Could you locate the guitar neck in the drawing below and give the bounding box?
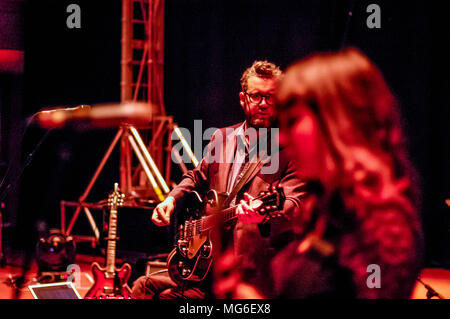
[200,205,238,233]
[106,207,118,274]
[183,189,282,238]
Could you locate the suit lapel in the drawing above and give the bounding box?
[215,122,275,193]
[241,146,271,188]
[216,124,239,193]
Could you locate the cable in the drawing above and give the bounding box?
[340,0,356,49]
[0,113,53,298]
[0,114,47,201]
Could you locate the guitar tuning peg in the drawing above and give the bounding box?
[272,205,277,210]
[260,208,266,214]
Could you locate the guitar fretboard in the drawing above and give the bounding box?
[106,207,118,274]
[180,189,281,242]
[200,206,237,232]
[183,205,238,239]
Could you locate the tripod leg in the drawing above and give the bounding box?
[172,147,188,174]
[129,126,170,193]
[127,135,165,201]
[83,207,100,241]
[65,128,124,236]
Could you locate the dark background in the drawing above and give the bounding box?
[0,0,448,268]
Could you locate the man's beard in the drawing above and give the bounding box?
[244,103,275,128]
[245,112,275,128]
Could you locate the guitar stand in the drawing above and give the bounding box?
[61,124,171,244]
[416,277,445,299]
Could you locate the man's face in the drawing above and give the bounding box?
[239,76,276,128]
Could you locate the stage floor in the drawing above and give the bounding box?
[0,255,448,299]
[0,254,111,299]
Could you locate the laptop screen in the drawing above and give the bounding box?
[28,282,82,299]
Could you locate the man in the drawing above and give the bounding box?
[131,60,305,298]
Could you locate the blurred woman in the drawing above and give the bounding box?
[272,48,423,298]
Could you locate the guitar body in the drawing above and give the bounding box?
[167,190,216,285]
[85,183,133,299]
[85,262,132,299]
[167,240,212,284]
[167,186,284,285]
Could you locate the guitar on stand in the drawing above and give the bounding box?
[85,183,132,299]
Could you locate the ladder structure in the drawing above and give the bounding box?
[60,0,198,244]
[120,0,171,200]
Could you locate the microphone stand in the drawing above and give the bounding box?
[0,114,53,298]
[0,204,4,267]
[416,277,445,299]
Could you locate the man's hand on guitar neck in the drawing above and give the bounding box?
[152,196,176,226]
[236,193,265,223]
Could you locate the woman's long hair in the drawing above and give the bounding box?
[276,48,423,298]
[276,48,420,217]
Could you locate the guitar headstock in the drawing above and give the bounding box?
[252,185,285,219]
[107,183,125,210]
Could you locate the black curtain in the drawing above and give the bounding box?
[8,0,449,266]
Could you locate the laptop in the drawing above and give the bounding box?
[28,282,82,299]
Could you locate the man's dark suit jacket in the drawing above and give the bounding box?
[168,122,305,295]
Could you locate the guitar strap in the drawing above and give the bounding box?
[222,157,264,209]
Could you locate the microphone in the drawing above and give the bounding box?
[36,105,91,128]
[37,105,90,114]
[35,102,153,129]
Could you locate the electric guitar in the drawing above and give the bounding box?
[85,183,132,299]
[167,186,285,285]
